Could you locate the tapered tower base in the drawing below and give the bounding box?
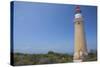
[73,60,82,62]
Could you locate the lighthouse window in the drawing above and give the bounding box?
[78,22,80,24]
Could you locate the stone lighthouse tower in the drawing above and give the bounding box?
[73,6,88,62]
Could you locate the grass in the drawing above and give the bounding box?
[12,50,97,66]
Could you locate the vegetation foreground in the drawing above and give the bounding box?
[13,50,97,66]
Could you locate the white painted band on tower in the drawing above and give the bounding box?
[75,13,82,18]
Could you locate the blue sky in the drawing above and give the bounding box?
[13,1,97,54]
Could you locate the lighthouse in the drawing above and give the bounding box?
[73,6,88,62]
